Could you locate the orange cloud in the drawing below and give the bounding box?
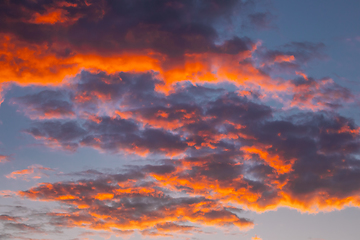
[28,1,91,25]
[0,215,19,222]
[0,155,9,163]
[274,55,295,63]
[252,235,263,240]
[241,145,296,174]
[295,71,308,80]
[19,179,254,234]
[6,165,54,180]
[0,33,292,103]
[0,34,162,87]
[31,9,72,24]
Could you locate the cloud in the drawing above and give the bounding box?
[0,215,19,222]
[4,222,40,232]
[14,104,360,235]
[0,155,10,163]
[0,234,12,240]
[18,110,360,234]
[25,117,188,155]
[0,190,17,198]
[0,1,359,239]
[6,165,55,181]
[19,172,254,235]
[255,41,327,75]
[11,90,75,119]
[0,0,268,96]
[290,77,353,110]
[9,68,358,214]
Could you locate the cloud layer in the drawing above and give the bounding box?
[0,0,359,239]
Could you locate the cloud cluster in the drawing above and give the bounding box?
[0,0,264,92]
[20,168,253,236]
[14,72,360,218]
[1,0,347,109]
[0,0,358,239]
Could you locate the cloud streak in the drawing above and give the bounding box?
[6,165,54,181]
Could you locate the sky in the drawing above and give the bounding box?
[0,0,360,240]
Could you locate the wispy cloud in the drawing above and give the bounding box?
[6,165,55,181]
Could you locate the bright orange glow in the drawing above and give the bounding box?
[241,145,296,174]
[95,193,114,200]
[328,124,360,136]
[0,34,294,99]
[31,9,70,24]
[0,34,162,88]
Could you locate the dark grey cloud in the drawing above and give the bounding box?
[255,41,326,73]
[0,0,263,58]
[73,71,163,108]
[25,116,188,154]
[4,222,40,232]
[12,90,75,119]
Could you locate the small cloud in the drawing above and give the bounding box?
[0,190,17,198]
[252,235,262,240]
[0,155,10,163]
[6,165,55,181]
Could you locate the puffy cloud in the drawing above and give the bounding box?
[25,120,87,151]
[9,67,358,214]
[15,105,360,234]
[0,0,268,96]
[11,90,75,119]
[0,0,359,239]
[25,117,188,155]
[0,0,350,112]
[0,0,253,55]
